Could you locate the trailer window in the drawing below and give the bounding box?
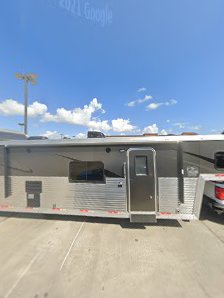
[69,161,104,182]
[215,152,224,169]
[135,156,148,176]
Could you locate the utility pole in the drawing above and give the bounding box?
[15,73,37,135]
[24,78,28,135]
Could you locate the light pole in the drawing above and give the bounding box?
[15,73,37,135]
[18,123,24,132]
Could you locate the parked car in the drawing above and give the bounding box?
[204,181,224,214]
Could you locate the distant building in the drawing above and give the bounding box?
[181,132,198,136]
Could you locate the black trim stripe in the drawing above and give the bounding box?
[184,152,214,164]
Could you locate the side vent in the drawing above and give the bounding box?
[25,181,42,193]
[25,181,42,208]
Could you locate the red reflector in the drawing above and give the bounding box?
[215,173,224,176]
[160,212,171,215]
[0,205,8,209]
[215,186,224,200]
[108,210,119,214]
[52,208,61,211]
[80,209,89,213]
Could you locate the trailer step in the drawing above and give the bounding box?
[130,212,157,223]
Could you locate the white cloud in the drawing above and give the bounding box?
[75,133,86,139]
[173,122,186,129]
[146,99,177,110]
[42,98,104,126]
[112,118,136,132]
[28,101,48,116]
[127,101,135,107]
[142,124,168,135]
[127,101,136,107]
[165,99,177,106]
[189,125,202,130]
[147,102,162,110]
[143,124,159,134]
[137,87,146,93]
[127,95,152,107]
[42,98,136,133]
[44,131,87,139]
[0,99,24,115]
[211,128,221,133]
[0,99,47,117]
[0,97,137,134]
[160,129,168,135]
[168,122,202,132]
[88,119,111,131]
[210,129,224,134]
[43,130,63,139]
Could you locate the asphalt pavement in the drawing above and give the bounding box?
[0,207,223,298]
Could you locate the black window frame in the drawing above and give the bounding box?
[69,161,105,183]
[214,152,224,170]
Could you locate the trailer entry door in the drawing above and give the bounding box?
[128,148,156,222]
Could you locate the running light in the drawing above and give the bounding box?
[215,186,224,200]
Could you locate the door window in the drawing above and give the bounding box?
[135,156,148,176]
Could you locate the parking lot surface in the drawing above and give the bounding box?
[0,208,223,298]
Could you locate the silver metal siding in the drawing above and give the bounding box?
[180,178,198,214]
[158,178,179,213]
[0,176,4,199]
[0,176,127,212]
[64,178,127,211]
[158,177,198,215]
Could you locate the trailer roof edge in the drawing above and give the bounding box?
[0,134,223,147]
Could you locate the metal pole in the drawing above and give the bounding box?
[24,79,28,135]
[16,73,37,135]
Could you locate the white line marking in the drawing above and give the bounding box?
[4,252,40,298]
[0,219,8,225]
[60,221,85,271]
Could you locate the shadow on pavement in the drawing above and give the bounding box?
[0,211,182,229]
[120,219,182,229]
[200,201,224,225]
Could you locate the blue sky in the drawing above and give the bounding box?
[0,0,224,138]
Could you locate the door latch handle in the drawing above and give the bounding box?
[148,195,153,200]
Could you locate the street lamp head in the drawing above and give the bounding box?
[15,73,24,80]
[27,73,38,84]
[15,73,37,84]
[27,73,37,80]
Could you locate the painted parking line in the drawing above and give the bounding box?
[0,218,9,225]
[59,220,85,271]
[4,251,41,298]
